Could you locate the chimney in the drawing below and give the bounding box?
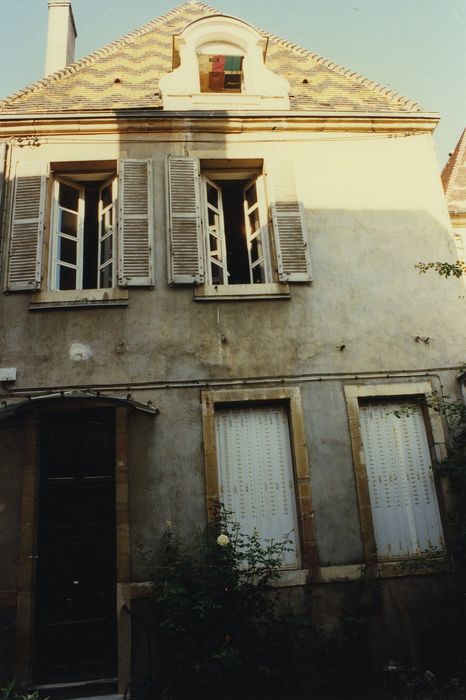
[45,1,77,75]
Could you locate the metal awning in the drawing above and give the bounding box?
[0,390,158,421]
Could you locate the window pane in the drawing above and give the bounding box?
[99,264,113,289]
[248,207,260,234]
[57,264,76,290]
[209,234,220,256]
[59,183,79,211]
[58,209,78,237]
[252,262,264,284]
[211,262,224,286]
[224,74,241,91]
[57,236,77,265]
[100,236,113,265]
[101,184,112,209]
[208,208,219,232]
[207,183,219,208]
[245,183,258,209]
[102,208,113,235]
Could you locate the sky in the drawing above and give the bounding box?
[0,0,464,169]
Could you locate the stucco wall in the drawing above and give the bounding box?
[0,130,463,388]
[1,127,464,565]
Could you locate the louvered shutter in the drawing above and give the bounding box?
[6,161,47,292]
[215,406,300,569]
[359,402,444,560]
[166,156,204,284]
[118,158,154,287]
[267,160,312,283]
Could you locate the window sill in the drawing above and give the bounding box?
[194,283,290,301]
[317,556,449,583]
[29,288,129,311]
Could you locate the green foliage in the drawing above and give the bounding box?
[415,260,466,278]
[0,683,42,700]
[147,506,312,699]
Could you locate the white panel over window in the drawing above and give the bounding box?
[215,405,300,569]
[267,160,312,283]
[7,162,47,291]
[359,402,445,560]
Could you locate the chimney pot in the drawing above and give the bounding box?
[45,1,77,76]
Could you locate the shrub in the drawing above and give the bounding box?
[147,505,310,699]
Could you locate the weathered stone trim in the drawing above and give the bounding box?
[201,386,319,574]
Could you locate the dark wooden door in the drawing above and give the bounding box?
[34,409,117,683]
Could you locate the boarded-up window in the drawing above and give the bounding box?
[215,405,300,569]
[359,401,445,560]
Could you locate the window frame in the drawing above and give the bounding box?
[344,382,449,575]
[197,50,245,94]
[199,167,273,288]
[5,157,154,306]
[166,154,311,293]
[49,174,118,293]
[201,387,318,574]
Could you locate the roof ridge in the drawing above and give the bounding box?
[0,1,216,108]
[442,128,466,200]
[261,29,421,111]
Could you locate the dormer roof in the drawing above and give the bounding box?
[0,1,422,115]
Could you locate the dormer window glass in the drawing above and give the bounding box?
[198,54,243,93]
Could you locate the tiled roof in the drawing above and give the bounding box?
[0,1,422,115]
[442,129,466,213]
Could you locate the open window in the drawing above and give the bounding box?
[201,163,271,286]
[166,156,312,297]
[5,159,154,300]
[197,52,243,93]
[51,172,116,291]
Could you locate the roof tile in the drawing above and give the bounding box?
[0,1,422,115]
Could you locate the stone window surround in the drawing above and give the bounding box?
[201,386,319,577]
[344,381,450,577]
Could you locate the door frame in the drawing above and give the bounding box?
[16,405,131,692]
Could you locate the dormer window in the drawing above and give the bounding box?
[159,15,290,111]
[198,53,243,93]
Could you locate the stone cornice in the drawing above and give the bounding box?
[0,111,440,139]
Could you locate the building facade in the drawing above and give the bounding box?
[0,1,464,691]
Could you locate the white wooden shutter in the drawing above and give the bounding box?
[118,159,154,287]
[166,156,204,284]
[267,160,312,283]
[215,406,300,569]
[6,161,47,291]
[359,402,445,560]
